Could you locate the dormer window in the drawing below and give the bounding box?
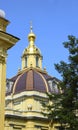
[6,80,13,93]
[48,79,59,93]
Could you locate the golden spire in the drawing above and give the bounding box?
[28,22,36,42]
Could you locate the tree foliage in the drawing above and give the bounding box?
[42,35,78,130]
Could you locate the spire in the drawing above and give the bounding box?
[28,22,36,42]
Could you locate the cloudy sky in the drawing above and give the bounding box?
[0,0,78,79]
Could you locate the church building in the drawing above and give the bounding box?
[0,9,59,130]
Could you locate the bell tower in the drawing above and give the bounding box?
[0,10,19,130]
[22,24,43,70]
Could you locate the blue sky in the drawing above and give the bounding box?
[0,0,78,79]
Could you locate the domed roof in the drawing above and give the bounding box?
[28,32,36,41]
[6,68,53,95]
[6,26,60,96]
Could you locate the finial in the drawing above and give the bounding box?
[28,22,36,41]
[30,21,33,33]
[0,9,5,18]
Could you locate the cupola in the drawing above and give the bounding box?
[21,24,43,70]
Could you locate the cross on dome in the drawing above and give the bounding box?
[30,21,33,33]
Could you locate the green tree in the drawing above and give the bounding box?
[42,35,78,130]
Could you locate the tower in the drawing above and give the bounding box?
[0,10,19,130]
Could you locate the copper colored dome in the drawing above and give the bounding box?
[7,68,53,95]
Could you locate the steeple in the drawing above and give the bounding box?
[21,24,43,70]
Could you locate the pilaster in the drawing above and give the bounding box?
[0,50,7,130]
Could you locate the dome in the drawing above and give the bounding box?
[6,26,59,96]
[28,32,36,41]
[6,68,54,95]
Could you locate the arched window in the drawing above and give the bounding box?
[36,56,39,67]
[25,57,27,67]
